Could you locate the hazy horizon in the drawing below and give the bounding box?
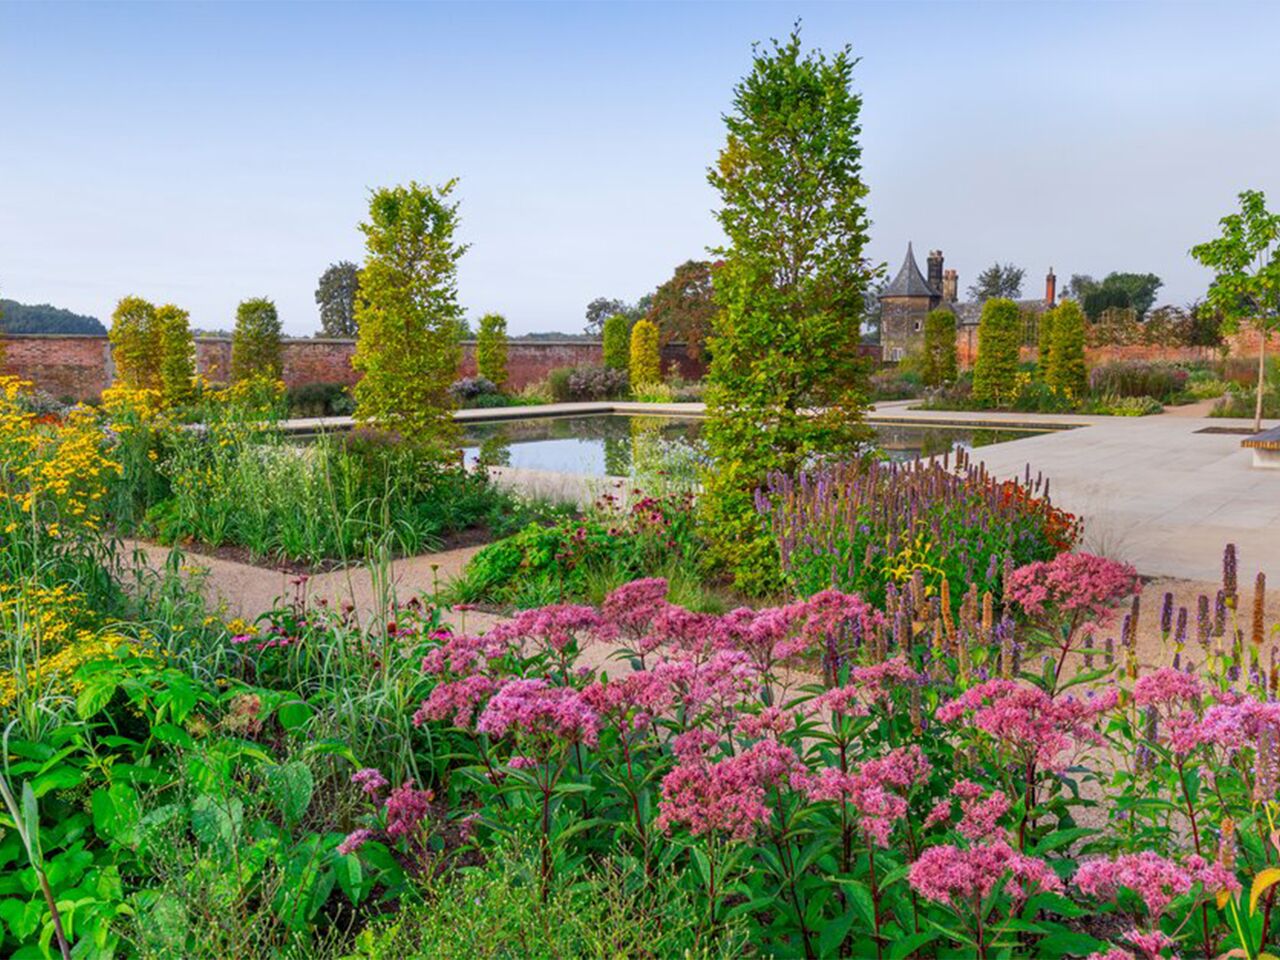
[2,1,1278,336]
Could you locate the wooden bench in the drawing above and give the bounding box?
[1242,425,1280,469]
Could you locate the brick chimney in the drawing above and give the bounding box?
[926,250,944,292]
[1045,268,1057,306]
[942,269,958,303]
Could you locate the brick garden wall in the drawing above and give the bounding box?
[954,330,1272,369]
[0,335,708,401]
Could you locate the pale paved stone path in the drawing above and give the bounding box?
[125,540,505,635]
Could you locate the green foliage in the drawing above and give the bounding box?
[967,262,1024,302]
[628,319,661,387]
[350,836,746,960]
[1036,305,1056,376]
[0,298,105,335]
[921,308,957,386]
[315,261,360,338]
[475,313,509,389]
[231,297,284,383]
[1083,394,1164,416]
[701,28,875,593]
[1087,360,1188,402]
[109,295,162,391]
[139,419,530,565]
[644,260,716,359]
[971,297,1022,407]
[157,304,196,407]
[1046,299,1087,397]
[1191,188,1280,431]
[602,314,629,371]
[1083,284,1132,321]
[451,490,709,610]
[352,181,466,459]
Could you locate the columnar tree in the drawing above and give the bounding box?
[971,298,1022,407]
[629,319,661,386]
[602,314,629,371]
[109,295,162,390]
[1047,299,1087,397]
[1191,189,1280,432]
[231,297,283,383]
[702,30,876,592]
[315,261,360,338]
[156,304,196,407]
[644,259,716,358]
[1036,305,1057,377]
[352,180,467,457]
[475,313,509,389]
[921,308,957,386]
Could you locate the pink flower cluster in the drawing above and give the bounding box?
[909,840,1062,907]
[937,679,1117,770]
[807,745,931,846]
[476,678,602,749]
[1006,552,1139,625]
[1074,851,1239,919]
[656,739,808,841]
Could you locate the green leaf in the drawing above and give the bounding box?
[818,905,857,957]
[277,700,313,733]
[20,782,41,865]
[889,930,939,960]
[191,794,242,850]
[76,679,117,719]
[264,762,313,825]
[334,853,364,905]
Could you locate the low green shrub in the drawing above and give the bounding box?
[1082,394,1164,416]
[287,382,355,418]
[631,381,675,403]
[348,835,747,960]
[450,490,709,609]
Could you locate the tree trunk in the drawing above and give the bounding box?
[1256,331,1267,434]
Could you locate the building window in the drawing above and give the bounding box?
[913,320,922,332]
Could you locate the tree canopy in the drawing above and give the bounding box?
[643,260,716,358]
[967,263,1024,302]
[315,261,360,338]
[702,27,875,592]
[0,299,105,335]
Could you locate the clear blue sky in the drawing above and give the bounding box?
[2,1,1277,336]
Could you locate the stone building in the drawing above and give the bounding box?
[879,243,1057,362]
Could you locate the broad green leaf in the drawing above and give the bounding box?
[264,762,314,825]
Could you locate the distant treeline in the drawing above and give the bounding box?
[0,299,107,335]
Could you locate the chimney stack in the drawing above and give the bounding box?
[926,250,944,292]
[942,269,958,303]
[1045,268,1057,306]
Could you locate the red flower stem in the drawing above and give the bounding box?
[1176,761,1212,959]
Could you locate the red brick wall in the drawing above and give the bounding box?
[0,335,709,401]
[955,334,1229,369]
[1,335,113,400]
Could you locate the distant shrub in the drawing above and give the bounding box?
[287,382,354,418]
[972,297,1022,406]
[518,379,554,405]
[1186,378,1228,401]
[628,319,661,386]
[1088,361,1188,402]
[156,304,196,407]
[475,313,509,389]
[671,381,705,402]
[448,376,500,401]
[602,314,629,371]
[567,365,628,401]
[547,367,574,402]
[870,368,924,401]
[632,381,675,403]
[1084,394,1164,417]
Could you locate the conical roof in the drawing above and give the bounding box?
[881,242,937,298]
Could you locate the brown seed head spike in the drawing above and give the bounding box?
[1253,572,1268,647]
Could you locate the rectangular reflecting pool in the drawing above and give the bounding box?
[461,414,1048,478]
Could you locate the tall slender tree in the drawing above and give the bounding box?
[971,298,1022,407]
[156,304,195,407]
[1047,299,1087,398]
[352,181,467,456]
[1192,189,1280,432]
[231,297,283,382]
[475,313,509,389]
[702,28,876,593]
